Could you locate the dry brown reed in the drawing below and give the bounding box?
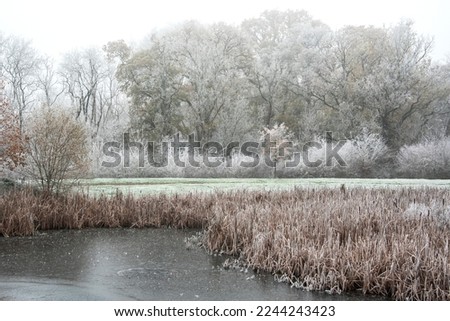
[0,189,211,236]
[203,187,450,300]
[1,186,449,300]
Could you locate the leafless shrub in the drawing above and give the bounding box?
[24,107,90,193]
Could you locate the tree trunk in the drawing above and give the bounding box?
[446,117,450,137]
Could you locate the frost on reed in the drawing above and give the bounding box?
[202,187,450,300]
[1,186,449,300]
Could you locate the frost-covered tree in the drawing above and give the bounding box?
[0,35,41,132]
[118,22,253,143]
[298,26,386,137]
[115,37,185,140]
[242,10,317,131]
[36,56,64,107]
[172,22,253,142]
[60,47,124,138]
[428,60,450,138]
[358,21,447,149]
[295,21,448,149]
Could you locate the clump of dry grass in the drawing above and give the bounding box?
[1,186,449,300]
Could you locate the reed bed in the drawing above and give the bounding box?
[203,187,450,300]
[0,189,211,236]
[1,186,449,300]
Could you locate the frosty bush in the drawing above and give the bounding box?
[338,129,389,177]
[286,130,388,178]
[397,137,450,178]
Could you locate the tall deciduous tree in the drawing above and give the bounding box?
[295,21,449,148]
[117,22,253,142]
[37,56,65,107]
[0,36,41,132]
[115,37,185,139]
[172,22,253,142]
[60,47,123,138]
[358,21,447,148]
[241,10,328,133]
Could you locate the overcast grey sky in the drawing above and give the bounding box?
[1,0,449,61]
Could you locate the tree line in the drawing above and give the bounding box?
[1,10,450,181]
[112,10,450,150]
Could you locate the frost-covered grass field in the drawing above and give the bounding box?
[76,177,450,196]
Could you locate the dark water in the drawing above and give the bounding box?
[0,228,380,301]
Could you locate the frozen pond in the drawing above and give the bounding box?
[0,228,379,300]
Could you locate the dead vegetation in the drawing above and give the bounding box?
[0,189,211,236]
[1,186,449,300]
